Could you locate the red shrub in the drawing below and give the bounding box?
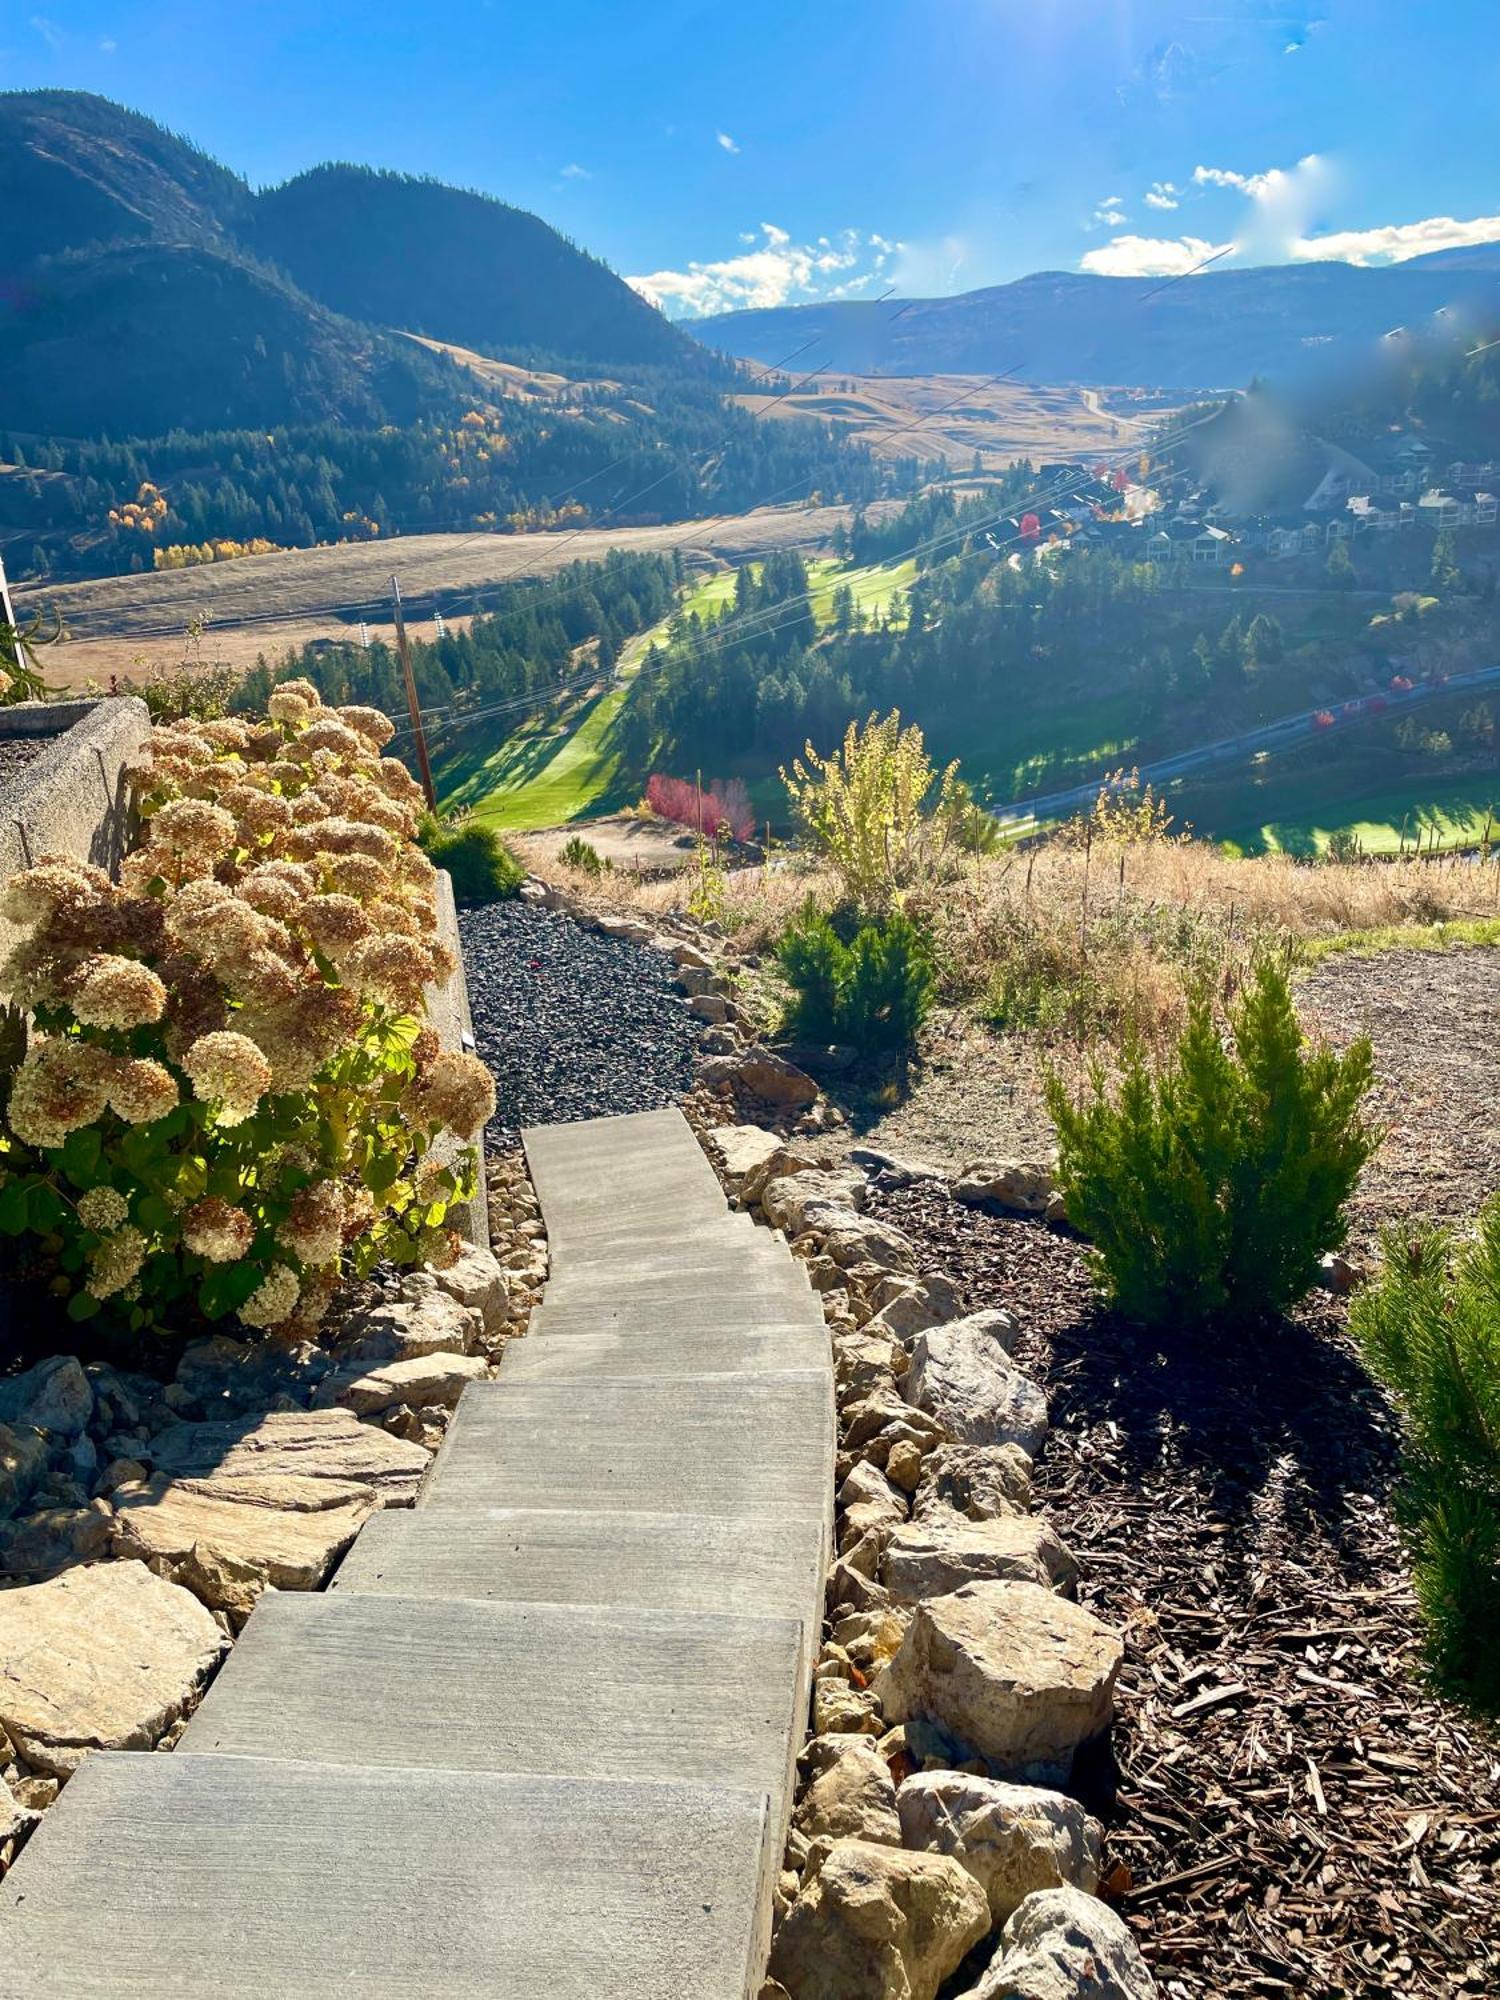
[646,773,755,843]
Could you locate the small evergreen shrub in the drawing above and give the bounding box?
[558,835,605,877]
[1045,958,1375,1329]
[778,900,934,1055]
[1350,1204,1500,1711]
[420,817,523,903]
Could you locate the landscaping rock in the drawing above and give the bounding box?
[171,1335,329,1415]
[689,991,731,1024]
[896,1773,1102,1925]
[849,1148,947,1189]
[866,1275,965,1343]
[971,1885,1158,1999]
[904,1319,1047,1458]
[700,1046,820,1108]
[769,1839,990,2000]
[0,1561,224,1777]
[822,1213,920,1275]
[336,1293,482,1366]
[954,1160,1057,1217]
[321,1351,488,1416]
[0,1422,49,1516]
[913,1443,1035,1524]
[813,1680,884,1736]
[703,1123,786,1183]
[112,1471,378,1614]
[741,1142,822,1205]
[839,1459,908,1546]
[881,1515,1078,1602]
[0,1356,91,1438]
[0,1501,113,1578]
[796,1736,902,1847]
[149,1410,429,1505]
[763,1167,868,1235]
[876,1583,1124,1784]
[1,1773,39,1857]
[834,1329,906,1403]
[432,1245,511,1334]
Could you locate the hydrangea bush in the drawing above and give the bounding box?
[0,679,495,1336]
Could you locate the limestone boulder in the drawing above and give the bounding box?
[170,1334,329,1415]
[813,1680,884,1737]
[913,1443,1034,1524]
[834,1328,906,1403]
[973,1886,1157,1999]
[741,1143,823,1206]
[875,1582,1123,1783]
[150,1410,429,1505]
[763,1167,868,1235]
[703,1123,786,1183]
[866,1275,964,1343]
[0,1356,92,1438]
[795,1735,902,1847]
[701,1046,819,1108]
[904,1320,1046,1459]
[1,1773,39,1857]
[881,1515,1078,1602]
[321,1351,488,1416]
[339,1291,483,1365]
[0,1422,49,1517]
[431,1244,511,1334]
[897,1773,1102,1925]
[848,1147,947,1190]
[769,1839,990,2000]
[0,1561,225,1777]
[112,1471,378,1615]
[0,1501,113,1578]
[839,1459,907,1549]
[954,1160,1056,1217]
[822,1214,920,1276]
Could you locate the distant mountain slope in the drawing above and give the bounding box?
[699,254,1500,390]
[0,90,689,439]
[251,166,692,370]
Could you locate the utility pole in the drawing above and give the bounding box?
[390,575,436,810]
[0,549,17,633]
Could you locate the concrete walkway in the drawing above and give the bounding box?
[0,1108,833,1998]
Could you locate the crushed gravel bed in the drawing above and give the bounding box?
[866,1182,1500,2000]
[1296,945,1500,1253]
[457,900,698,1142]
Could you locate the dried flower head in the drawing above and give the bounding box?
[340,933,433,1014]
[148,798,238,864]
[411,1049,495,1139]
[302,894,373,958]
[8,1039,114,1149]
[268,688,316,727]
[89,1225,147,1299]
[1,858,106,928]
[182,1030,273,1125]
[70,954,168,1031]
[337,706,397,749]
[108,1057,179,1125]
[183,1197,256,1263]
[277,1179,345,1267]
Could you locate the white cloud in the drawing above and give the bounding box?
[628,223,899,319]
[1092,196,1129,228]
[1145,181,1179,212]
[1292,213,1500,266]
[29,15,63,50]
[559,162,590,180]
[99,36,117,52]
[716,130,740,155]
[1080,233,1231,278]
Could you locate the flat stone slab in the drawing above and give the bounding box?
[500,1323,829,1381]
[333,1505,826,1638]
[0,1752,772,1998]
[182,1591,805,1837]
[701,1124,786,1181]
[420,1374,834,1529]
[0,1561,225,1778]
[149,1410,429,1505]
[112,1473,378,1606]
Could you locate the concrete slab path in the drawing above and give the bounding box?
[0,1105,831,1998]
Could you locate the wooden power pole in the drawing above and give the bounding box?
[390,575,437,811]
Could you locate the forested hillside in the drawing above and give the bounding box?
[0,91,897,584]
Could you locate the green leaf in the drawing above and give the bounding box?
[0,1177,31,1235]
[66,1291,102,1323]
[58,1127,103,1184]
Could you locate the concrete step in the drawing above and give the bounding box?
[419,1373,835,1531]
[0,1751,772,1998]
[501,1320,829,1382]
[332,1505,827,1642]
[530,1277,818,1335]
[181,1591,806,1843]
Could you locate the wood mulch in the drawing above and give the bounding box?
[867,1181,1500,2000]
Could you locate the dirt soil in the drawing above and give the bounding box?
[511,816,700,876]
[868,1182,1500,2000]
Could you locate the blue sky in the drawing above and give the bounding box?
[5,0,1498,316]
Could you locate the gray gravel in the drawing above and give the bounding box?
[457,901,698,1142]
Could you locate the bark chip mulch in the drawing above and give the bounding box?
[868,1181,1500,2000]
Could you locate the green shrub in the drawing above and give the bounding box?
[558,835,605,877]
[420,817,523,903]
[1350,1204,1500,1711]
[778,899,934,1054]
[1045,958,1375,1329]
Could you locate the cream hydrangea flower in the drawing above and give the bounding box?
[337,706,397,749]
[89,1225,147,1299]
[277,1180,345,1267]
[410,1049,495,1139]
[182,1030,273,1125]
[238,1261,300,1329]
[70,954,168,1031]
[77,1185,130,1233]
[8,1040,113,1150]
